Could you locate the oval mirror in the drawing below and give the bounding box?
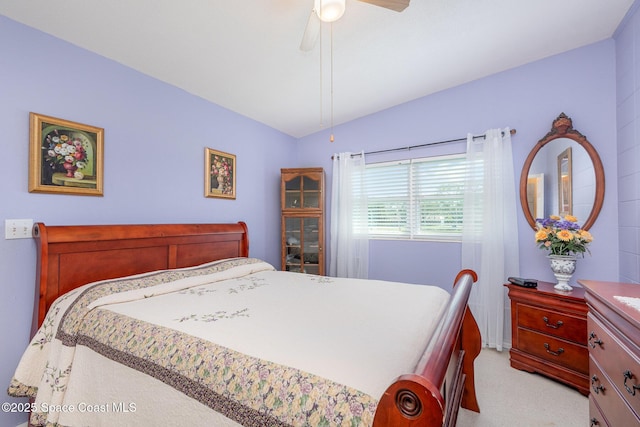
[520,113,605,230]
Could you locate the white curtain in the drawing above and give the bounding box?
[462,129,520,351]
[330,152,369,278]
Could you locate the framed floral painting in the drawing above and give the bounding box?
[28,113,104,196]
[205,148,236,199]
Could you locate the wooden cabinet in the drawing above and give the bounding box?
[280,168,324,275]
[580,280,640,427]
[506,281,589,395]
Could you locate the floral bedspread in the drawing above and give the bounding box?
[8,257,449,426]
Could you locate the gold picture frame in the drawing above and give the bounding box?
[205,148,236,199]
[29,113,104,196]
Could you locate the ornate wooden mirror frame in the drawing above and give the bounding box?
[519,113,605,231]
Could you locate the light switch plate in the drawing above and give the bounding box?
[5,219,34,239]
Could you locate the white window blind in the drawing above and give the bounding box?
[356,154,475,240]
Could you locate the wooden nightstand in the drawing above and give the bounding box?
[506,281,589,395]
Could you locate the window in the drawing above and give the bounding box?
[355,154,475,240]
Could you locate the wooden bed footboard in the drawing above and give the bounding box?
[373,269,481,426]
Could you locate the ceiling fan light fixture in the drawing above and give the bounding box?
[314,0,346,22]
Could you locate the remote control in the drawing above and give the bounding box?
[508,277,538,288]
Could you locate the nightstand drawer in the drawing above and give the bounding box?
[589,356,639,427]
[588,313,640,417]
[516,328,589,374]
[517,303,587,344]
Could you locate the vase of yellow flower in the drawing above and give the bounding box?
[535,215,593,291]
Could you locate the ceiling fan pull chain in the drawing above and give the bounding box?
[330,21,335,143]
[319,17,324,130]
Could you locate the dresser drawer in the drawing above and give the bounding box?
[589,356,639,426]
[588,313,640,417]
[589,395,609,427]
[516,303,587,344]
[589,394,609,427]
[516,328,589,374]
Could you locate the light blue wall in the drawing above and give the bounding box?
[0,16,295,426]
[614,2,640,284]
[297,40,620,290]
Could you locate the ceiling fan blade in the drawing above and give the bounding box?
[300,10,320,52]
[358,0,410,12]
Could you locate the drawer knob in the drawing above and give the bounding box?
[591,375,605,394]
[542,316,563,329]
[623,370,640,396]
[588,331,603,349]
[543,343,564,357]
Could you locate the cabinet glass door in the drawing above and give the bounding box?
[302,176,320,208]
[284,176,301,209]
[284,175,321,209]
[284,216,320,274]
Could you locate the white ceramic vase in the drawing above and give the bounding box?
[548,255,577,291]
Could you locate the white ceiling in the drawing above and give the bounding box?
[0,0,634,138]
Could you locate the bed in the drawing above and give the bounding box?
[8,222,481,426]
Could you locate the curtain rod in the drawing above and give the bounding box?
[332,128,516,159]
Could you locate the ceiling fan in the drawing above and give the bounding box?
[300,0,410,51]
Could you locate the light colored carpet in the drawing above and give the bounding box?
[457,349,588,427]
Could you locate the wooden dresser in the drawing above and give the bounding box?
[580,280,640,426]
[506,281,589,395]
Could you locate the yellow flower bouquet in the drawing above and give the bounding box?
[535,215,593,257]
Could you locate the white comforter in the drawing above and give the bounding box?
[9,258,450,427]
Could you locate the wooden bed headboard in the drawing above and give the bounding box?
[32,222,249,331]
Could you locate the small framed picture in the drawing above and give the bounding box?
[205,148,236,199]
[557,147,572,217]
[29,112,104,196]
